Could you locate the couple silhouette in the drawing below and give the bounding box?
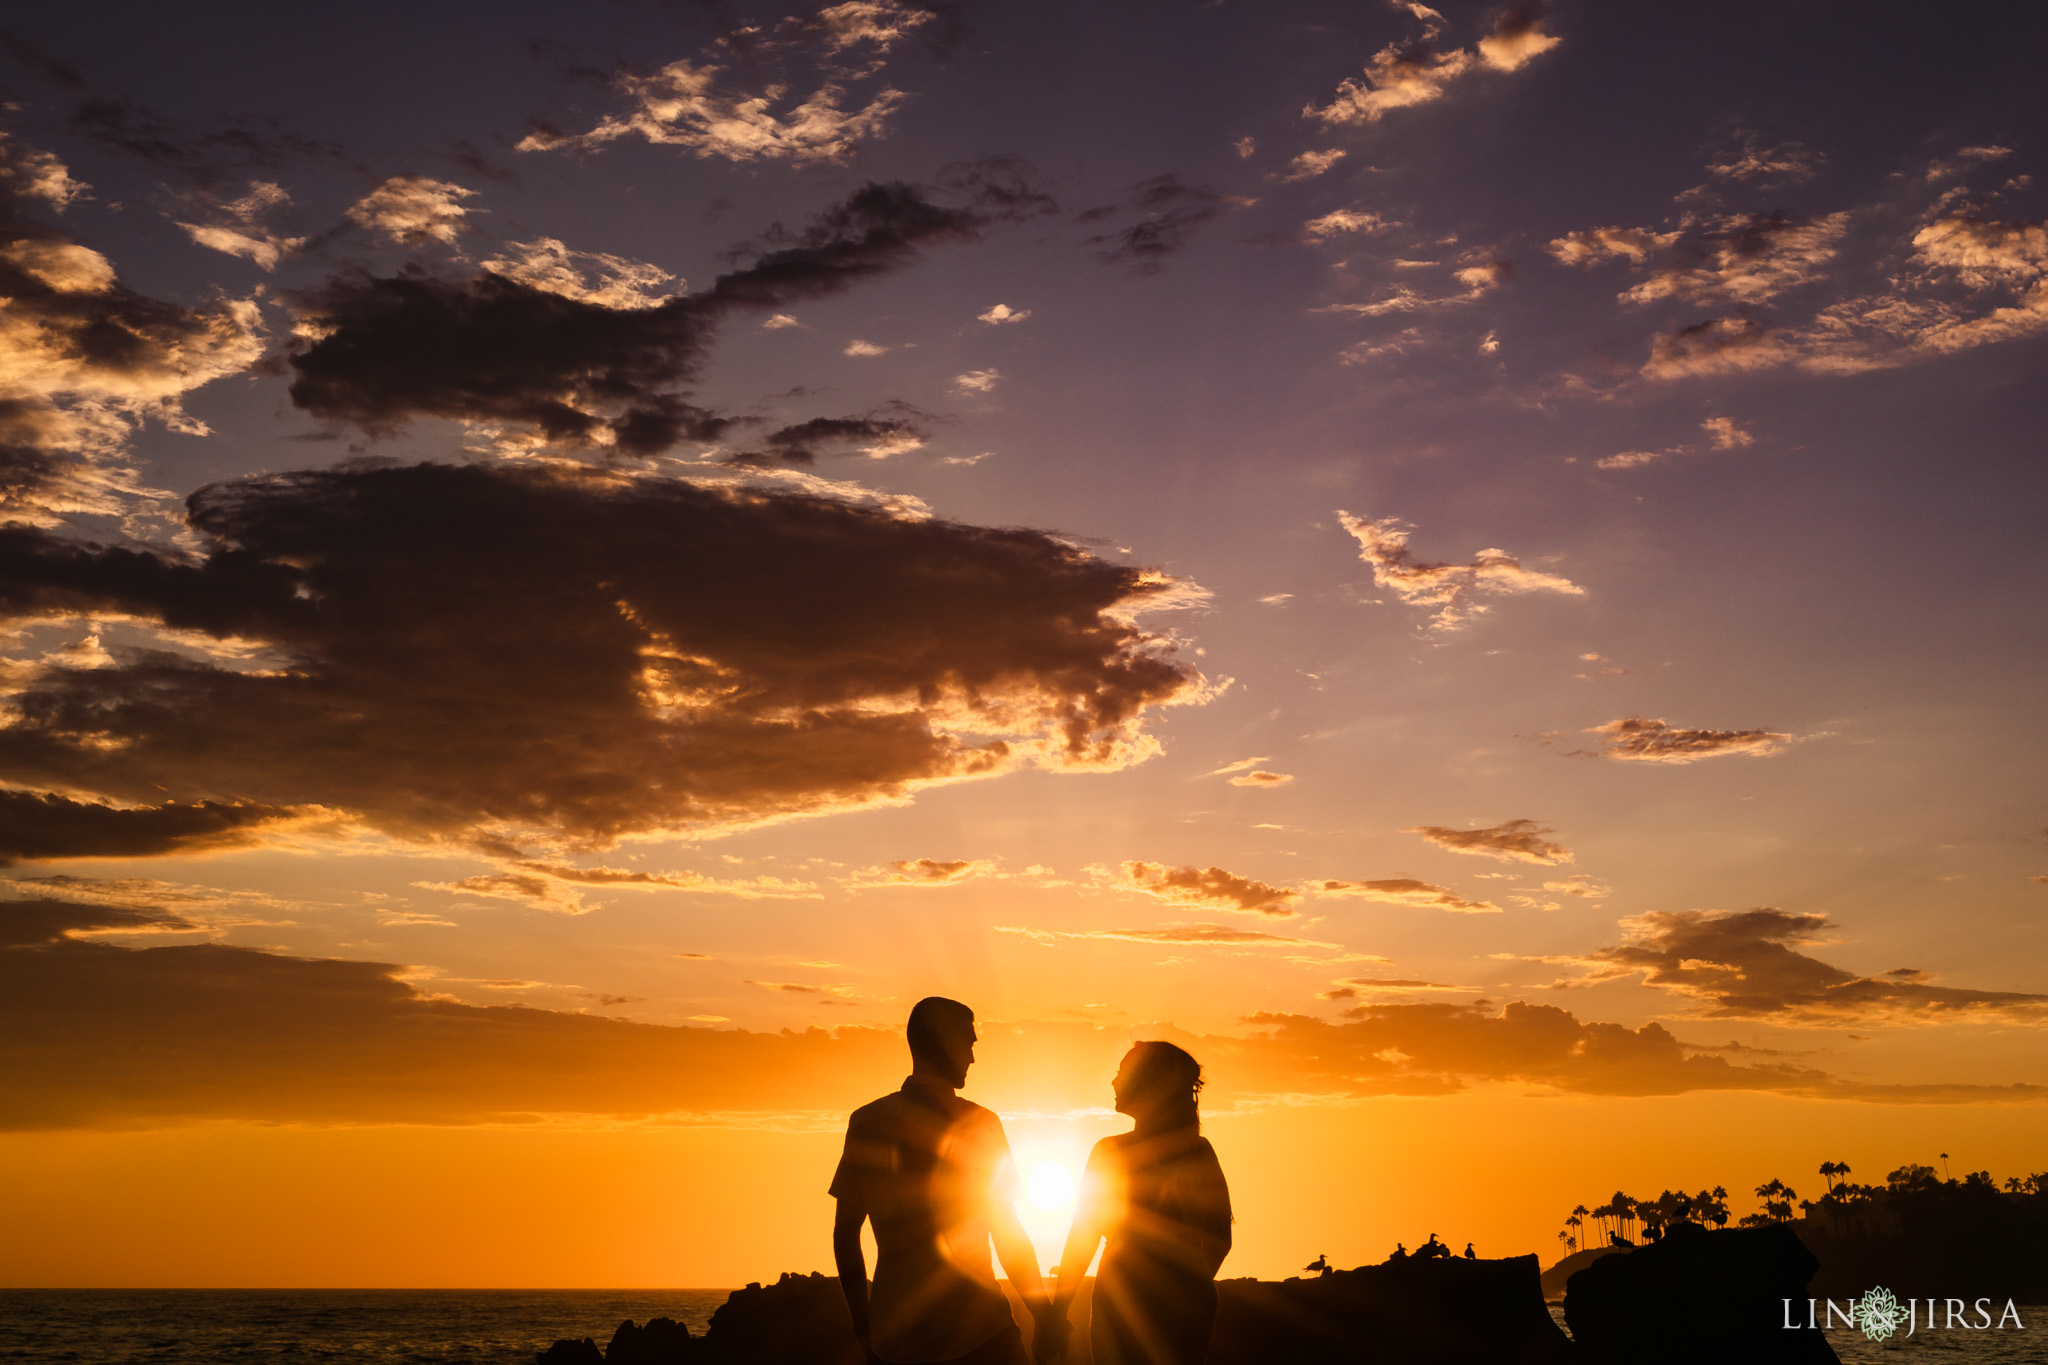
[832,998,1233,1365]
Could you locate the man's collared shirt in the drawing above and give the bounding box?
[830,1075,1020,1363]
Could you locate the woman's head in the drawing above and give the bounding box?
[1113,1040,1204,1131]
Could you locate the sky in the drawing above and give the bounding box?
[2,0,2045,1287]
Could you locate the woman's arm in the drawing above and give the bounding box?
[1052,1143,1116,1314]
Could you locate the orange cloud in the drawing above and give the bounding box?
[1228,770,1294,788]
[1338,512,1583,630]
[1406,819,1572,865]
[1304,1,1560,127]
[1100,861,1300,918]
[1584,717,1789,763]
[845,858,1002,889]
[1314,878,1500,913]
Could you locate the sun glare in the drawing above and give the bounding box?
[1026,1159,1076,1212]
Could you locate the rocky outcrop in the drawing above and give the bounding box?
[1207,1254,1575,1365]
[536,1315,698,1364]
[1564,1222,1838,1365]
[698,1272,864,1365]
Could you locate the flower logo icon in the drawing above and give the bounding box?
[1856,1287,1906,1342]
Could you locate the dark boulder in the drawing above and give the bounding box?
[1565,1222,1838,1365]
[607,1316,697,1363]
[1206,1253,1574,1365]
[698,1271,863,1365]
[536,1338,605,1365]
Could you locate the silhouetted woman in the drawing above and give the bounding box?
[1039,1042,1232,1365]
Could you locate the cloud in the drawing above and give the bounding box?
[1302,208,1392,242]
[516,6,949,165]
[1584,717,1789,764]
[997,922,1335,948]
[1274,149,1346,183]
[4,898,2036,1130]
[846,857,1002,889]
[976,303,1029,324]
[1304,1,1559,127]
[481,238,680,309]
[344,176,478,246]
[0,460,1207,849]
[1561,160,2048,380]
[1320,977,1471,1000]
[952,369,999,394]
[1407,819,1572,865]
[0,792,306,867]
[512,862,820,899]
[1099,861,1299,918]
[1082,176,1254,276]
[1541,874,1608,898]
[843,339,892,356]
[286,167,1053,453]
[411,873,590,914]
[1227,770,1293,788]
[736,407,930,463]
[1562,908,2048,1023]
[762,313,801,329]
[0,132,89,211]
[1616,212,1850,308]
[0,191,265,523]
[1203,756,1269,777]
[0,895,920,1128]
[518,57,907,167]
[1229,1001,1847,1099]
[1705,136,1824,187]
[1595,450,1665,470]
[1700,415,1753,449]
[174,181,304,271]
[1313,878,1500,913]
[1337,511,1583,629]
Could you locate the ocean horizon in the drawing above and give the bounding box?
[0,1289,2036,1364]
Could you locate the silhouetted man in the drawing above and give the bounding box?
[833,997,1049,1365]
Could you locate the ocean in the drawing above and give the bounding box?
[0,1292,2035,1362]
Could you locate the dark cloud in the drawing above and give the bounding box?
[287,164,1052,453]
[0,460,1203,846]
[1081,176,1253,276]
[1224,1002,1833,1099]
[5,899,2037,1130]
[1099,860,1299,918]
[1563,909,2048,1022]
[0,896,903,1129]
[1582,716,1789,763]
[735,405,932,465]
[0,791,301,867]
[1406,819,1572,865]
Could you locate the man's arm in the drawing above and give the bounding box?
[833,1197,878,1361]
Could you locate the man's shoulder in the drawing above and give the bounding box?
[845,1090,911,1128]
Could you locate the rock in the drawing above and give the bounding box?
[1206,1254,1575,1365]
[1540,1244,1628,1300]
[698,1271,863,1365]
[1565,1222,1839,1365]
[536,1338,605,1365]
[606,1316,697,1363]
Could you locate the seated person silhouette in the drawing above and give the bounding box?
[833,997,1050,1365]
[1039,1042,1232,1365]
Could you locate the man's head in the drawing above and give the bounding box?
[905,996,977,1087]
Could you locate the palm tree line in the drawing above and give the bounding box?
[1557,1160,2048,1256]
